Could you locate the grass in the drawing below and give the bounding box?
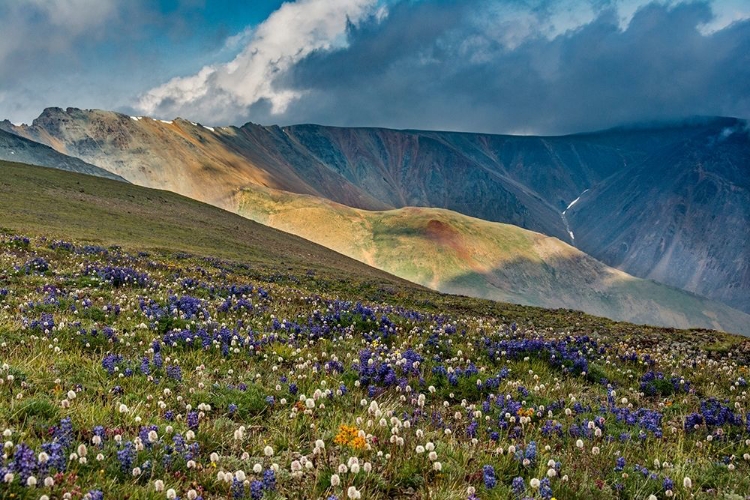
[1,162,750,499]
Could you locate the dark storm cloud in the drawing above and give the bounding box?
[259,1,750,134]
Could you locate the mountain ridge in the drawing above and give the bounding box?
[1,107,747,313]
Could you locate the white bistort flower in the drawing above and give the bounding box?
[347,486,361,499]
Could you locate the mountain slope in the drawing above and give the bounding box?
[569,125,750,312]
[0,159,414,288]
[2,107,638,240]
[0,109,389,212]
[234,184,750,335]
[0,126,126,181]
[2,108,747,312]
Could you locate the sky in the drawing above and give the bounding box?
[1,0,749,135]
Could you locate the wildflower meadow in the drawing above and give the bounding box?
[1,234,750,499]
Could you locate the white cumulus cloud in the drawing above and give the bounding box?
[137,0,380,124]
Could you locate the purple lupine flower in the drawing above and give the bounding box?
[117,441,135,472]
[40,441,65,472]
[102,354,122,374]
[166,364,182,381]
[250,480,264,499]
[232,478,245,499]
[466,420,478,438]
[187,411,199,430]
[540,477,553,499]
[10,443,37,482]
[139,425,158,449]
[263,468,276,490]
[93,426,106,447]
[482,465,497,489]
[55,417,74,448]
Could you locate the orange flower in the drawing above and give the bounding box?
[350,436,367,450]
[334,425,366,450]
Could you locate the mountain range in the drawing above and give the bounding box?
[0,107,747,333]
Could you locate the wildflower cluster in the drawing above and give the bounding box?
[333,425,367,450]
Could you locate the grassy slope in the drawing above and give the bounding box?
[3,159,746,334]
[0,160,412,289]
[235,185,750,335]
[0,159,634,331]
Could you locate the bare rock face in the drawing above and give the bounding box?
[3,108,747,314]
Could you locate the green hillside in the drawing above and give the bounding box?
[0,160,410,290]
[235,184,750,335]
[2,159,747,335]
[0,159,647,328]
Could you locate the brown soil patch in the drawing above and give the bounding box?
[425,219,472,261]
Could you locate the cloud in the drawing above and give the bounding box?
[0,0,250,125]
[133,0,750,134]
[137,0,380,123]
[2,0,748,133]
[0,1,118,72]
[0,1,122,122]
[277,0,750,134]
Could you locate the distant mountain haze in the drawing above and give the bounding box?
[1,108,747,316]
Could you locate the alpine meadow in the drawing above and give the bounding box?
[0,1,749,499]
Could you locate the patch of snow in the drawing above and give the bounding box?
[559,188,589,247]
[130,116,142,121]
[563,189,589,214]
[202,125,215,132]
[189,121,197,126]
[159,120,173,124]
